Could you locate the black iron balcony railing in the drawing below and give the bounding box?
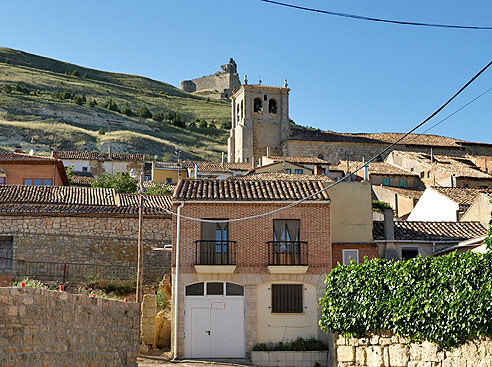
[195,240,236,265]
[267,241,308,266]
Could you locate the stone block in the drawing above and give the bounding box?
[337,346,356,362]
[420,341,439,362]
[388,344,409,367]
[366,346,384,367]
[356,347,367,365]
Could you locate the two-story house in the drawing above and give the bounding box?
[171,179,331,359]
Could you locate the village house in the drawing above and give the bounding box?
[386,150,492,189]
[460,192,492,227]
[374,209,487,259]
[0,151,68,186]
[54,149,145,178]
[408,186,492,221]
[171,179,332,358]
[0,185,172,282]
[152,161,186,184]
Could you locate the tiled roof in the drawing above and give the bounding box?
[266,156,330,165]
[431,187,492,206]
[338,161,416,176]
[373,220,487,241]
[391,151,492,179]
[230,172,334,182]
[224,162,254,171]
[376,186,424,200]
[174,179,330,201]
[70,171,94,187]
[181,161,232,173]
[154,162,182,169]
[0,185,171,216]
[54,150,145,162]
[0,152,57,162]
[289,128,489,148]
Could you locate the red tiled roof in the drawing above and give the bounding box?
[431,187,492,206]
[224,162,254,171]
[174,179,330,201]
[54,150,145,162]
[181,161,232,173]
[0,185,172,216]
[338,161,416,176]
[373,220,487,241]
[375,186,424,200]
[70,171,94,187]
[266,156,330,165]
[231,172,334,182]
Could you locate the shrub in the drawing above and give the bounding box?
[319,252,492,349]
[121,103,133,116]
[221,121,231,129]
[485,203,492,251]
[2,85,12,94]
[15,82,30,94]
[88,99,97,107]
[152,112,164,122]
[71,69,80,77]
[144,183,172,195]
[198,120,208,128]
[103,99,119,112]
[136,104,152,119]
[156,288,168,311]
[98,128,105,135]
[90,172,137,194]
[372,200,392,212]
[74,95,84,105]
[87,278,136,296]
[251,338,327,352]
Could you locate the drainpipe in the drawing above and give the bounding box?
[173,201,185,360]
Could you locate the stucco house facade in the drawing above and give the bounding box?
[170,179,331,359]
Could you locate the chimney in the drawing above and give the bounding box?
[430,148,434,163]
[266,146,271,158]
[194,164,198,179]
[108,145,112,160]
[14,145,23,153]
[314,165,322,175]
[363,157,369,181]
[221,152,225,166]
[383,208,394,241]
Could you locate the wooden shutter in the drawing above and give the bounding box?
[271,284,303,313]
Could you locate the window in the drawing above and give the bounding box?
[82,167,88,173]
[0,236,13,270]
[240,100,243,119]
[294,169,302,175]
[207,282,224,296]
[269,99,278,114]
[144,175,152,182]
[321,168,326,175]
[200,221,230,265]
[272,284,303,313]
[402,247,419,260]
[226,282,244,296]
[427,171,431,178]
[185,283,204,296]
[399,178,407,187]
[264,94,267,101]
[166,178,172,184]
[273,220,300,242]
[317,153,324,160]
[272,220,302,265]
[24,178,51,186]
[0,177,5,185]
[480,185,489,189]
[285,169,292,174]
[43,179,52,186]
[382,177,391,186]
[253,97,263,113]
[463,184,469,188]
[342,249,359,265]
[420,171,424,178]
[24,179,32,185]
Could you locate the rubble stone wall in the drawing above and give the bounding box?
[0,287,139,367]
[335,332,492,367]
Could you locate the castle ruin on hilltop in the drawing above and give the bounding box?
[180,58,241,100]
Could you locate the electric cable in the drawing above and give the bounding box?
[259,0,492,30]
[142,59,492,223]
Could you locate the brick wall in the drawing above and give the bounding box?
[0,214,172,282]
[172,202,332,274]
[2,163,64,186]
[335,332,492,366]
[332,244,379,268]
[0,287,139,366]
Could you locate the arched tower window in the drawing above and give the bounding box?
[254,98,263,113]
[317,153,324,160]
[236,104,240,122]
[269,99,278,114]
[240,100,244,120]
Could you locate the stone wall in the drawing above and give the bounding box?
[0,214,172,282]
[335,332,492,367]
[251,350,329,367]
[0,287,139,366]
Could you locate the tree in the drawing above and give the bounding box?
[65,166,74,185]
[71,69,80,77]
[152,112,164,122]
[2,85,12,94]
[198,120,208,128]
[137,104,152,119]
[121,103,133,116]
[144,183,172,195]
[221,121,232,129]
[90,172,137,194]
[98,128,105,135]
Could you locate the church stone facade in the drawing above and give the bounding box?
[180,58,241,100]
[228,83,492,164]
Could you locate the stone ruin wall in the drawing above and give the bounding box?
[335,332,492,367]
[0,287,139,366]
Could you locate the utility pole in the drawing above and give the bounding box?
[130,169,144,306]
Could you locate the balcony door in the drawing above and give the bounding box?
[201,221,229,265]
[273,220,301,265]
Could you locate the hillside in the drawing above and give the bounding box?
[0,48,231,160]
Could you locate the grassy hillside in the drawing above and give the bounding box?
[0,48,231,160]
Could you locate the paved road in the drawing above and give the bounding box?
[138,356,253,367]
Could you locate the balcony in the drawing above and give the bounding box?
[267,241,309,274]
[194,240,236,274]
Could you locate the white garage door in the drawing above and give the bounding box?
[184,281,245,358]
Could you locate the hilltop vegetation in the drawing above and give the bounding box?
[0,48,231,160]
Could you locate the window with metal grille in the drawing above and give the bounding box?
[0,236,13,270]
[271,284,303,313]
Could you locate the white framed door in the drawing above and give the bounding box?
[184,282,245,358]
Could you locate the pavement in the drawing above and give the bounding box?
[138,356,253,367]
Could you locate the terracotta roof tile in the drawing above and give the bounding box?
[181,161,232,173]
[431,187,492,206]
[0,185,171,216]
[338,160,417,176]
[224,162,254,171]
[70,171,94,187]
[174,179,330,201]
[266,156,330,165]
[0,152,57,162]
[54,150,145,162]
[230,172,334,182]
[376,186,424,200]
[153,162,181,169]
[373,220,487,241]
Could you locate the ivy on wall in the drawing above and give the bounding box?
[484,201,492,251]
[319,252,492,349]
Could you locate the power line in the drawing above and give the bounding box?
[260,0,492,30]
[143,59,492,223]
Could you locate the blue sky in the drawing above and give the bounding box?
[1,0,491,143]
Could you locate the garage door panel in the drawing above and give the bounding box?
[191,307,211,358]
